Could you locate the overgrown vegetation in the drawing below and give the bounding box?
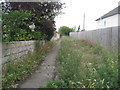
[42,37,118,88]
[2,2,64,41]
[2,41,55,88]
[58,26,74,36]
[2,10,37,42]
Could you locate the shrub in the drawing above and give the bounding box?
[58,26,74,36]
[2,2,64,41]
[2,10,32,41]
[2,10,47,42]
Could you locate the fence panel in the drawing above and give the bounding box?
[70,26,119,55]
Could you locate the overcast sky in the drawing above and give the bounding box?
[55,0,120,31]
[0,0,119,30]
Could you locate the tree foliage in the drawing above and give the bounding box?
[2,10,48,42]
[2,2,64,41]
[58,26,74,36]
[2,11,32,41]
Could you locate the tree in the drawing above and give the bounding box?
[58,26,74,36]
[2,2,64,40]
[2,10,34,41]
[2,10,48,42]
[77,25,80,32]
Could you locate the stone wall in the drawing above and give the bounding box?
[70,26,119,55]
[1,40,45,64]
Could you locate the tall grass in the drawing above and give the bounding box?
[2,41,55,88]
[43,37,118,88]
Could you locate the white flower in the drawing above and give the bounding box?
[29,23,35,31]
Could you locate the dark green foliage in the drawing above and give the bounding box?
[2,10,43,42]
[2,11,31,41]
[58,26,74,36]
[2,2,64,41]
[32,32,47,40]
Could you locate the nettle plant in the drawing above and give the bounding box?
[2,10,45,42]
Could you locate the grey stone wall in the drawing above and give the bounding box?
[70,26,119,55]
[1,40,45,64]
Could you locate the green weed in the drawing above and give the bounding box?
[50,37,118,88]
[39,80,67,88]
[2,41,55,88]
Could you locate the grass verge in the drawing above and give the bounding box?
[42,36,118,88]
[2,41,56,88]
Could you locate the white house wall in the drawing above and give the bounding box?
[97,14,119,29]
[119,14,120,26]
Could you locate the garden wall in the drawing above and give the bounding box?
[70,26,119,55]
[1,40,45,64]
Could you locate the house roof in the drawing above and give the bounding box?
[96,5,120,21]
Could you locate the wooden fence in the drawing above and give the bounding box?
[70,26,119,55]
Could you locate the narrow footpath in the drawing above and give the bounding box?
[19,40,61,88]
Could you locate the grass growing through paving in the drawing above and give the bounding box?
[2,41,56,88]
[42,37,118,88]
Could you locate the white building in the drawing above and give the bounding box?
[96,6,120,29]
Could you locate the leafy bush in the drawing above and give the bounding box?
[2,10,32,41]
[2,10,46,42]
[58,26,74,36]
[33,32,47,40]
[2,2,64,41]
